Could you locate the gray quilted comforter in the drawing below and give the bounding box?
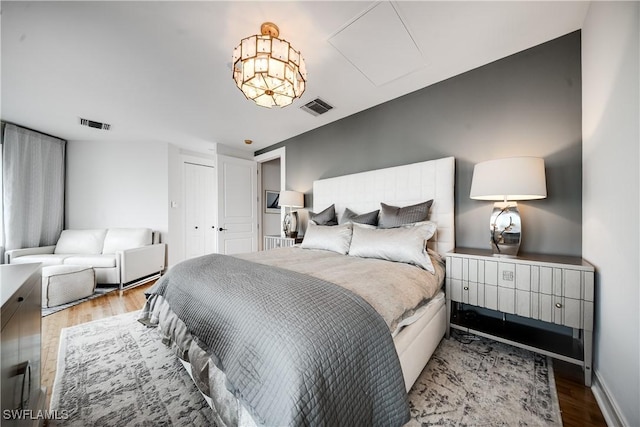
[142,253,410,427]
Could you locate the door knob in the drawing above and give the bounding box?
[219,227,227,231]
[195,226,199,229]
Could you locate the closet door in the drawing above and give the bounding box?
[184,162,217,259]
[217,155,257,254]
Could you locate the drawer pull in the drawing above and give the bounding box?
[555,302,563,309]
[16,361,31,410]
[463,286,469,291]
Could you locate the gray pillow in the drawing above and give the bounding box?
[300,222,353,254]
[309,204,338,226]
[378,200,433,228]
[340,208,380,226]
[348,222,438,273]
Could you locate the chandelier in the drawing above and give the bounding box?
[232,22,307,108]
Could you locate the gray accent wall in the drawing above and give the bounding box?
[257,31,582,256]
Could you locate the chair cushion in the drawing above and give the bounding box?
[54,229,108,254]
[102,228,152,254]
[62,254,117,268]
[42,264,94,277]
[11,254,69,267]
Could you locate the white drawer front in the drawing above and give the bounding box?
[540,267,553,294]
[498,262,516,288]
[448,278,463,303]
[553,268,563,296]
[468,259,479,282]
[539,293,553,322]
[450,257,463,280]
[562,298,582,328]
[485,261,498,286]
[498,287,515,314]
[468,282,478,306]
[477,282,486,308]
[484,285,498,310]
[564,269,582,299]
[516,290,531,317]
[531,266,540,293]
[516,264,531,291]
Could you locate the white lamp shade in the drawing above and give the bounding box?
[279,190,304,208]
[470,157,547,201]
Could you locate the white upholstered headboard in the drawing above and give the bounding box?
[312,156,455,256]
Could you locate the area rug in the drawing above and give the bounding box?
[42,285,118,317]
[51,312,562,426]
[407,333,562,426]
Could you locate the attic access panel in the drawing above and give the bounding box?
[328,2,425,86]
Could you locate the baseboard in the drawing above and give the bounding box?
[592,369,629,427]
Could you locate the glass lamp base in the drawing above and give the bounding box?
[490,202,521,257]
[283,211,298,238]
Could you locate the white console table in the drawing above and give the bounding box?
[263,235,303,250]
[445,248,595,386]
[1,263,47,426]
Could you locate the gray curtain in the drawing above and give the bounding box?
[2,124,66,251]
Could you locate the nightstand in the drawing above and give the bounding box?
[445,248,595,386]
[263,235,303,250]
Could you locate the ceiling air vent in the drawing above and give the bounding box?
[79,118,111,130]
[300,98,334,116]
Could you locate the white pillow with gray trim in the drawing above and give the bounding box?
[300,222,353,254]
[348,221,438,273]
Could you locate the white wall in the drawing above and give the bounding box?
[261,158,281,236]
[582,2,639,426]
[66,140,169,239]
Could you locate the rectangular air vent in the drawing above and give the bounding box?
[300,98,334,116]
[79,118,111,130]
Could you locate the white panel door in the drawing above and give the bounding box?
[184,162,217,259]
[217,155,257,255]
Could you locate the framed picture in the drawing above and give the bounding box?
[265,190,280,213]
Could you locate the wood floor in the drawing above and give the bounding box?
[41,283,607,426]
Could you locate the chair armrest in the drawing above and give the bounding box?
[5,245,56,264]
[118,244,166,284]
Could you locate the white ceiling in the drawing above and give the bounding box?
[1,1,590,154]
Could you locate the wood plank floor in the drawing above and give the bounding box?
[41,283,607,426]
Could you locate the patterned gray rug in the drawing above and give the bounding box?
[51,312,562,426]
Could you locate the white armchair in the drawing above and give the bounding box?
[6,228,166,290]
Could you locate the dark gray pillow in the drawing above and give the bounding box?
[378,200,433,228]
[309,204,338,226]
[341,208,379,226]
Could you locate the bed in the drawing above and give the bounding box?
[140,156,455,426]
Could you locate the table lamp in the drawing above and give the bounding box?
[470,157,547,257]
[278,190,304,238]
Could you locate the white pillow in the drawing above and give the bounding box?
[54,229,108,254]
[102,228,153,254]
[300,222,353,255]
[348,222,438,273]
